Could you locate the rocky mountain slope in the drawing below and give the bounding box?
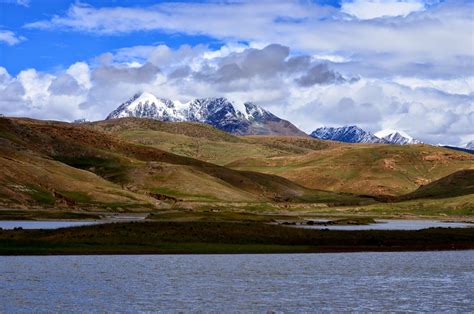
[106,92,306,136]
[311,125,422,145]
[466,141,474,150]
[375,129,422,145]
[310,125,385,143]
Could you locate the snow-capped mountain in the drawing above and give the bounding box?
[73,118,89,124]
[106,92,306,136]
[310,126,423,145]
[107,92,186,122]
[375,129,422,145]
[375,129,423,145]
[310,126,385,144]
[466,141,474,150]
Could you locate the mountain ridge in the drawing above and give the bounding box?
[311,125,422,145]
[107,92,307,137]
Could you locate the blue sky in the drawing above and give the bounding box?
[1,0,232,74]
[1,0,342,74]
[0,0,472,145]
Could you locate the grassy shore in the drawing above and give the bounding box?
[1,221,473,255]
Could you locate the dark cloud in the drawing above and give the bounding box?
[189,44,347,86]
[92,62,161,86]
[285,55,312,73]
[48,74,82,95]
[295,64,345,87]
[168,66,192,79]
[239,44,290,77]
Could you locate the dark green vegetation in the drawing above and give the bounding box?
[1,221,473,255]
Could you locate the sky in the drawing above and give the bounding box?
[0,0,473,145]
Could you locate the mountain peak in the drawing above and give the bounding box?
[310,125,422,145]
[375,129,422,145]
[106,92,182,121]
[106,92,306,136]
[310,125,384,144]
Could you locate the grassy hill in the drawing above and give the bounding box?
[91,118,474,197]
[398,170,474,200]
[1,117,472,217]
[0,117,367,209]
[90,118,332,165]
[228,143,474,196]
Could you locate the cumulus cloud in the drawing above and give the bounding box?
[23,1,473,79]
[0,44,472,145]
[295,64,346,87]
[0,30,25,45]
[341,0,426,19]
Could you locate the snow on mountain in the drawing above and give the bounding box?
[310,126,422,145]
[375,129,422,145]
[106,92,306,136]
[310,125,385,144]
[466,141,474,150]
[73,118,89,124]
[107,92,186,122]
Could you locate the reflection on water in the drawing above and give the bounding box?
[1,251,473,312]
[296,219,473,230]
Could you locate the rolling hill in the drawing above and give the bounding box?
[91,118,474,197]
[398,170,474,200]
[228,144,474,196]
[1,117,472,216]
[0,117,367,209]
[91,118,332,165]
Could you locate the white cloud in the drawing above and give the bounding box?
[17,0,30,7]
[341,0,426,19]
[0,44,472,146]
[23,1,473,80]
[393,77,474,95]
[0,30,25,45]
[66,62,92,89]
[3,1,473,146]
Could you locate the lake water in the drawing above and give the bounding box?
[297,219,474,230]
[0,220,99,229]
[1,251,473,312]
[1,219,472,230]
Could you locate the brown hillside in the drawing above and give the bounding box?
[0,117,366,206]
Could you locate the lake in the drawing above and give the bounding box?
[296,219,474,230]
[0,220,99,229]
[1,251,473,312]
[1,219,472,230]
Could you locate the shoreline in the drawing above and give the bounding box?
[1,246,473,256]
[1,208,473,223]
[1,221,473,255]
